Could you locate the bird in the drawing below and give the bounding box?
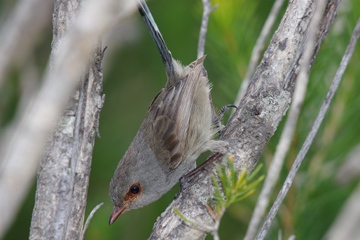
[109,0,228,225]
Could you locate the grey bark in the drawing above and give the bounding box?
[149,0,341,239]
[29,1,105,239]
[257,16,360,239]
[30,55,104,240]
[0,0,135,237]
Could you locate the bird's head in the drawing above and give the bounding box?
[108,141,168,224]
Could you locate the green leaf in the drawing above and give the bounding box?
[211,156,264,212]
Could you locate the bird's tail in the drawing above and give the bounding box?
[138,0,176,82]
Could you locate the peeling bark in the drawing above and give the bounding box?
[29,1,105,239]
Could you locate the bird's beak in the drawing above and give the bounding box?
[109,203,128,225]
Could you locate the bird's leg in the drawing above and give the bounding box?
[180,153,224,188]
[213,104,237,136]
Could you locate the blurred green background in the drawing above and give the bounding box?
[2,0,360,239]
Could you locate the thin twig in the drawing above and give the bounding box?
[256,17,360,240]
[244,0,322,239]
[81,202,104,240]
[234,0,285,107]
[174,208,217,233]
[174,205,224,240]
[197,0,217,58]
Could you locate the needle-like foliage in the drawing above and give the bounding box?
[211,156,264,214]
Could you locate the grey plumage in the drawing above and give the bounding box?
[109,0,228,224]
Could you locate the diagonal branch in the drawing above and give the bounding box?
[257,17,360,240]
[245,1,328,239]
[149,0,341,239]
[234,0,286,106]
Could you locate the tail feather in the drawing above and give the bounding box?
[138,0,177,83]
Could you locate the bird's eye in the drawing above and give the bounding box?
[130,185,139,194]
[129,183,141,195]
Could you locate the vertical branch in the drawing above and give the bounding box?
[197,0,216,58]
[30,0,106,239]
[30,45,105,239]
[0,0,136,239]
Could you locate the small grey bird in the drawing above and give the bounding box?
[109,0,228,224]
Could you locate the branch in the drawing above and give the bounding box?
[81,202,104,240]
[257,17,360,240]
[0,0,137,238]
[197,0,217,58]
[30,43,105,239]
[245,1,328,239]
[149,0,341,239]
[234,0,285,106]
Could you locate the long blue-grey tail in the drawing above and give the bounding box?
[138,0,176,82]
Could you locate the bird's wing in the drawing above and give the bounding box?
[148,59,207,172]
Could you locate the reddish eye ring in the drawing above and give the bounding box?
[124,183,142,201]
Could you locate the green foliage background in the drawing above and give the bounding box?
[2,0,360,239]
